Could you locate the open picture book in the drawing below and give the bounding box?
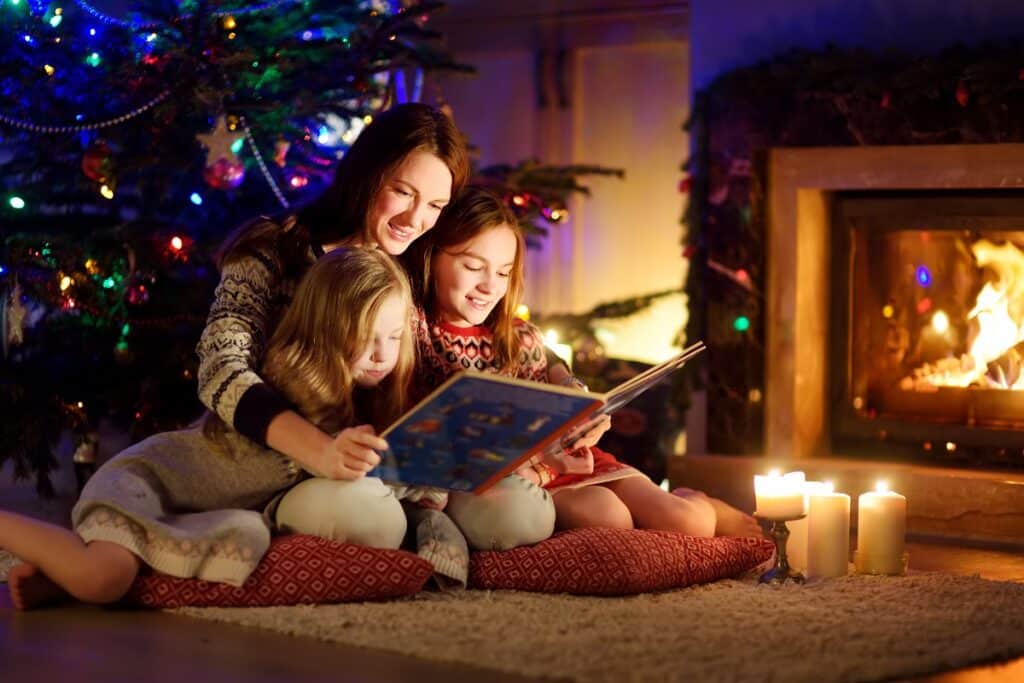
[370,341,706,493]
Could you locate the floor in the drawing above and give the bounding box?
[2,538,1024,683]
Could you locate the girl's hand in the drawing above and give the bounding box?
[545,445,594,475]
[568,415,611,450]
[321,424,386,480]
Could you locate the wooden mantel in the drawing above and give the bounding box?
[765,144,1024,459]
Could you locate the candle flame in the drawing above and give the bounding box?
[875,480,889,493]
[768,468,781,477]
[823,481,835,493]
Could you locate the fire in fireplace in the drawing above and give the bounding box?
[831,191,1024,470]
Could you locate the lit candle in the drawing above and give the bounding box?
[806,482,851,580]
[855,481,907,575]
[753,470,806,519]
[786,480,832,574]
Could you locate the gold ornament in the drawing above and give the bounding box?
[196,115,244,166]
[4,281,28,354]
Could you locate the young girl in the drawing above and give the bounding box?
[1,248,418,610]
[405,186,762,539]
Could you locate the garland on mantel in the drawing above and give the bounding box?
[680,41,1024,455]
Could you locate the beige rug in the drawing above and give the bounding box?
[176,573,1024,682]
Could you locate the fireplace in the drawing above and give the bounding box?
[831,191,1024,469]
[671,144,1024,544]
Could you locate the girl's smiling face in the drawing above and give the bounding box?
[432,224,518,327]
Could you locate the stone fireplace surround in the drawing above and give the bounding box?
[671,144,1024,545]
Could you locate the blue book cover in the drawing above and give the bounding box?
[372,372,602,493]
[370,341,705,493]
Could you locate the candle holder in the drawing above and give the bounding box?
[755,514,807,584]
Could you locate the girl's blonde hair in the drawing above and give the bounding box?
[204,247,414,445]
[404,186,526,372]
[263,247,415,433]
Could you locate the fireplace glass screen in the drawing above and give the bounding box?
[833,192,1024,469]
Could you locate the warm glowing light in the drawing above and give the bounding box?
[931,310,950,334]
[222,15,237,29]
[822,481,836,494]
[60,275,72,291]
[945,442,957,452]
[544,329,560,345]
[363,115,373,125]
[43,64,56,76]
[875,481,889,494]
[511,195,527,207]
[514,304,530,321]
[100,184,114,199]
[882,304,894,318]
[76,401,84,409]
[170,236,183,251]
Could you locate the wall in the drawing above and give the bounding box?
[691,0,1024,93]
[432,3,690,363]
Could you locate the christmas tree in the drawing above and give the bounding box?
[0,0,473,495]
[1,0,626,495]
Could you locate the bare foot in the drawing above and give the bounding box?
[8,562,68,610]
[707,498,763,538]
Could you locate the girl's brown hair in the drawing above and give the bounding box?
[217,103,470,277]
[404,186,526,372]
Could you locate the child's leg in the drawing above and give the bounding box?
[605,478,717,536]
[275,476,407,549]
[1,511,140,610]
[448,475,555,550]
[552,485,634,531]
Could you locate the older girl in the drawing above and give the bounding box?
[405,186,761,539]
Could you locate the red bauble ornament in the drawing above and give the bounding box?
[82,141,114,183]
[126,283,149,306]
[678,176,693,194]
[955,81,969,107]
[203,159,246,190]
[682,244,697,259]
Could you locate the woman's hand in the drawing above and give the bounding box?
[319,424,387,480]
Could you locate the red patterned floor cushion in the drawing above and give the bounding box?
[469,527,774,595]
[125,534,433,608]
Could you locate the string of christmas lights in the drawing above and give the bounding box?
[0,90,171,134]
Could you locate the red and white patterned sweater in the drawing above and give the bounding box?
[414,310,549,394]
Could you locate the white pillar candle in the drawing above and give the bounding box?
[787,480,832,574]
[806,483,851,580]
[855,481,907,575]
[753,470,806,519]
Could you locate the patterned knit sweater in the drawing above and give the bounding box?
[195,220,316,445]
[414,311,549,393]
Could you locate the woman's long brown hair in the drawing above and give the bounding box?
[216,103,470,278]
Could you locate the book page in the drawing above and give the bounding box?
[374,374,602,491]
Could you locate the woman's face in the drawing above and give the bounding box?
[432,225,518,328]
[366,150,453,255]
